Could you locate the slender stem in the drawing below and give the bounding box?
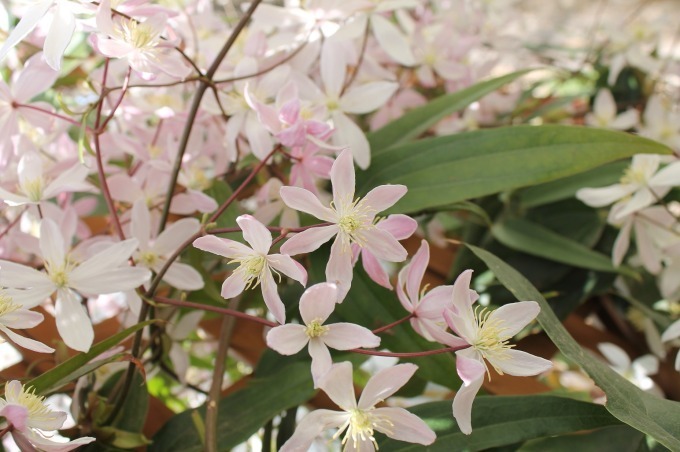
[205,299,240,452]
[0,207,27,240]
[350,346,468,358]
[92,59,125,241]
[15,103,92,130]
[157,0,264,234]
[96,66,132,133]
[154,296,277,328]
[372,313,415,335]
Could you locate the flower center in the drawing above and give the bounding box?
[335,408,394,450]
[304,319,329,338]
[331,197,375,250]
[138,250,159,267]
[620,165,648,186]
[230,255,267,290]
[472,307,515,375]
[0,293,21,318]
[118,20,159,50]
[21,178,44,202]
[11,384,55,420]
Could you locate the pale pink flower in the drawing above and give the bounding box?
[0,150,89,206]
[280,149,408,295]
[585,89,638,130]
[442,270,552,434]
[638,95,680,151]
[192,215,307,324]
[91,0,191,80]
[396,240,466,346]
[0,219,151,351]
[0,380,96,451]
[0,1,88,70]
[129,200,204,291]
[0,290,53,353]
[266,283,380,386]
[353,214,416,290]
[597,342,662,396]
[576,154,672,220]
[0,54,59,158]
[281,362,436,452]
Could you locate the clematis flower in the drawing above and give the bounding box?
[576,154,672,220]
[396,240,466,345]
[91,0,191,80]
[281,362,436,451]
[266,283,380,386]
[0,219,151,351]
[597,342,662,396]
[192,215,307,324]
[441,270,552,434]
[0,150,89,206]
[0,290,53,353]
[280,149,408,297]
[129,199,204,291]
[0,380,96,451]
[585,89,639,130]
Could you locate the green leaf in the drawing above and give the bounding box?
[491,217,635,277]
[150,361,315,451]
[357,125,671,214]
[26,320,157,395]
[368,70,533,152]
[378,395,621,451]
[465,244,680,450]
[519,425,646,452]
[205,180,241,232]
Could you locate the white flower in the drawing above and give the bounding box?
[0,290,53,353]
[0,219,151,351]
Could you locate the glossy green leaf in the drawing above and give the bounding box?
[520,425,646,452]
[150,361,315,452]
[466,244,680,450]
[358,125,671,214]
[491,217,635,277]
[368,70,533,152]
[27,320,157,395]
[378,395,621,451]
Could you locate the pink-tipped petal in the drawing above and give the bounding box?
[193,235,254,259]
[330,149,355,204]
[299,283,338,325]
[309,339,333,387]
[279,186,336,222]
[319,362,357,411]
[237,214,272,255]
[266,324,308,355]
[262,269,286,324]
[378,214,417,240]
[361,251,392,289]
[452,351,486,435]
[323,323,380,350]
[361,185,407,215]
[358,363,418,409]
[279,225,338,256]
[373,407,436,445]
[362,228,407,262]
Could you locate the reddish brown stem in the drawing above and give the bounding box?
[154,296,277,328]
[372,313,415,335]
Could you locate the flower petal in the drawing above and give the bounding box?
[159,262,204,291]
[55,289,93,352]
[70,267,151,295]
[358,363,418,410]
[488,301,539,340]
[452,351,486,435]
[43,4,75,71]
[262,268,286,324]
[266,324,308,355]
[309,338,333,386]
[153,218,201,255]
[0,326,54,353]
[362,228,407,262]
[221,272,247,299]
[360,184,407,214]
[373,407,436,445]
[130,200,151,250]
[330,149,355,205]
[323,323,380,350]
[340,81,398,114]
[237,214,272,255]
[319,361,357,411]
[280,409,348,452]
[39,218,65,267]
[193,235,253,259]
[0,261,51,289]
[490,349,553,377]
[267,254,307,286]
[299,283,338,325]
[361,250,392,289]
[279,225,338,256]
[279,186,336,222]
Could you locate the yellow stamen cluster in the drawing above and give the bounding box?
[117,20,158,50]
[304,319,329,338]
[45,259,75,289]
[11,384,53,419]
[21,178,44,202]
[230,255,267,290]
[334,409,394,451]
[0,293,21,318]
[332,197,376,251]
[472,306,515,376]
[138,250,159,267]
[620,164,648,186]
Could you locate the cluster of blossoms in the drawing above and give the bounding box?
[0,0,677,449]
